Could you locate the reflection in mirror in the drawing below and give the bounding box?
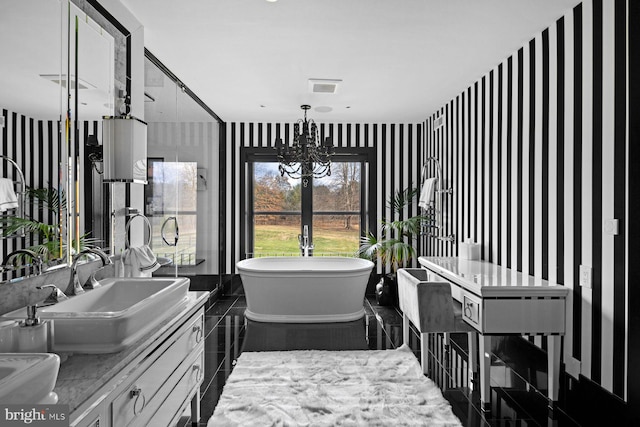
[1,0,64,282]
[0,0,115,283]
[143,53,220,276]
[148,161,197,265]
[65,1,115,264]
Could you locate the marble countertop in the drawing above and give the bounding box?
[53,291,209,416]
[418,256,569,298]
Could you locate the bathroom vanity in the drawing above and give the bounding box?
[54,291,208,427]
[416,256,568,411]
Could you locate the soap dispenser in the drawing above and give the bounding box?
[17,305,48,352]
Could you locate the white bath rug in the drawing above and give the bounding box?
[208,345,462,426]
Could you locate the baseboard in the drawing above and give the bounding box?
[564,356,581,379]
[560,372,631,424]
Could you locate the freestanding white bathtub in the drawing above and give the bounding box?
[236,257,375,323]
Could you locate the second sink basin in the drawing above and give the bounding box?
[0,353,60,404]
[3,277,191,354]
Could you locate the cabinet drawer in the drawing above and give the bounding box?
[483,298,566,334]
[462,292,482,330]
[111,311,204,427]
[147,350,205,426]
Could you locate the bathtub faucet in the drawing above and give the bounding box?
[298,225,314,257]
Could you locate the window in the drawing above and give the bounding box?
[241,149,376,259]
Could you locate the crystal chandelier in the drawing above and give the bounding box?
[274,105,334,179]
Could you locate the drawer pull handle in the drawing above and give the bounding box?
[464,303,473,318]
[193,364,202,381]
[130,387,146,415]
[193,325,203,343]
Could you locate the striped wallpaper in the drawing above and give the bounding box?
[1,108,98,268]
[223,121,424,275]
[1,109,62,265]
[424,0,628,400]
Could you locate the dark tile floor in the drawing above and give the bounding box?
[185,294,582,426]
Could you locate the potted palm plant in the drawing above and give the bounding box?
[358,186,431,306]
[0,187,98,266]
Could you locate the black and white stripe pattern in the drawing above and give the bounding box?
[424,0,628,400]
[223,122,423,275]
[1,109,61,263]
[1,108,101,268]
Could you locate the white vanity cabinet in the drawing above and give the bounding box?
[110,310,204,426]
[55,291,209,427]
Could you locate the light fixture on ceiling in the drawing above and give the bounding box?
[274,105,334,179]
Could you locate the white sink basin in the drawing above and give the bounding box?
[0,353,60,404]
[2,277,190,354]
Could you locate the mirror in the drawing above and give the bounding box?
[63,1,115,263]
[144,54,220,277]
[0,0,118,282]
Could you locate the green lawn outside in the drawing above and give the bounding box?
[253,224,360,257]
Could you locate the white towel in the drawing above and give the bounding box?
[0,178,18,212]
[122,245,160,278]
[418,177,437,209]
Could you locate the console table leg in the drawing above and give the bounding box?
[478,334,492,412]
[468,332,478,380]
[402,312,410,345]
[420,332,430,375]
[547,335,561,406]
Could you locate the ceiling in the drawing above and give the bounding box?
[126,1,576,123]
[1,1,115,121]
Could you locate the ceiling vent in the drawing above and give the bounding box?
[308,78,342,94]
[434,115,444,130]
[39,74,95,90]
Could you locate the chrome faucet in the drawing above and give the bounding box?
[1,249,42,277]
[37,284,69,305]
[70,248,113,294]
[298,225,314,257]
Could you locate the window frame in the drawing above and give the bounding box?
[240,147,377,259]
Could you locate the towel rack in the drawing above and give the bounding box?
[420,158,453,195]
[125,213,152,248]
[420,157,455,243]
[0,155,26,239]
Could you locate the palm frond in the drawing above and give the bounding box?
[360,184,435,273]
[357,232,384,260]
[382,239,415,269]
[381,214,430,237]
[25,186,65,212]
[0,216,58,239]
[387,186,420,211]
